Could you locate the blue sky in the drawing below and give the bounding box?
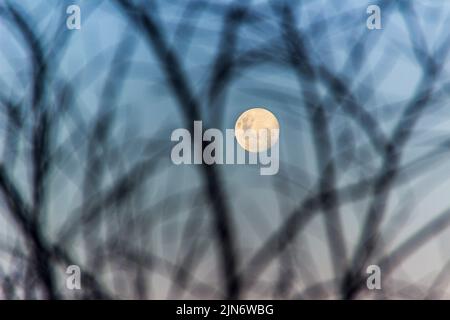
[1,0,450,298]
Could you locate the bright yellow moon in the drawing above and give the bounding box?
[235,107,280,153]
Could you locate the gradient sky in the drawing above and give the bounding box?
[1,0,450,298]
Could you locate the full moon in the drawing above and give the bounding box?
[235,107,280,153]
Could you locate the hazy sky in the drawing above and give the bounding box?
[2,0,450,298]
